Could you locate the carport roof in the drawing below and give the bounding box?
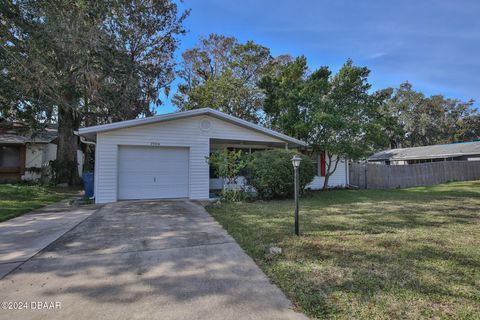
[79,108,307,147]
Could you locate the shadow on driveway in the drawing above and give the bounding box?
[0,200,306,320]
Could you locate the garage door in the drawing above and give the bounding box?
[118,146,189,200]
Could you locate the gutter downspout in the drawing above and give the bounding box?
[80,136,96,146]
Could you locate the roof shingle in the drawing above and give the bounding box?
[368,141,480,161]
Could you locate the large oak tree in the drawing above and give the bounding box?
[0,0,188,184]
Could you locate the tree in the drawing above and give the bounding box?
[0,0,188,184]
[261,58,389,188]
[207,149,248,202]
[207,149,247,187]
[259,56,316,142]
[310,60,390,188]
[457,114,480,142]
[173,34,290,123]
[385,82,478,148]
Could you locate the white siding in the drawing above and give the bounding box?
[22,143,82,181]
[45,143,57,163]
[208,116,284,142]
[22,144,45,181]
[94,115,283,203]
[307,154,349,189]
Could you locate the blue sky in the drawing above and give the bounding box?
[159,0,480,114]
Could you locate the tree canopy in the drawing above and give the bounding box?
[173,33,291,123]
[384,82,479,148]
[260,57,391,188]
[1,8,479,188]
[0,0,188,184]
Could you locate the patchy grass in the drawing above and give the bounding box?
[208,180,480,319]
[0,184,78,222]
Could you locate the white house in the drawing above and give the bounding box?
[79,108,349,204]
[0,127,83,182]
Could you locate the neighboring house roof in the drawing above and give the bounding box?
[0,118,58,145]
[0,134,27,144]
[368,141,480,161]
[0,131,57,145]
[79,108,307,147]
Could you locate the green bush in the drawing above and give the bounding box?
[244,149,315,200]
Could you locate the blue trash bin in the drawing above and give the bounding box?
[82,172,94,198]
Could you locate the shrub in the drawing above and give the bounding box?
[222,189,248,202]
[244,149,315,200]
[207,149,248,202]
[207,149,247,186]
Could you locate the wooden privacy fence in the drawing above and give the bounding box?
[349,161,480,189]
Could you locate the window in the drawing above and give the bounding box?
[308,151,326,176]
[0,146,21,169]
[310,152,319,176]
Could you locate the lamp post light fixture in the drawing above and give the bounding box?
[291,155,302,236]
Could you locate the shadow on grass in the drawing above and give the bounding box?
[208,181,480,318]
[271,236,479,318]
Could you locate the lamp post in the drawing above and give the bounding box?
[291,155,302,236]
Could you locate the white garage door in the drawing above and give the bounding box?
[118,146,189,200]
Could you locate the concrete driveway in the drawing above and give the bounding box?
[0,201,96,279]
[0,200,307,320]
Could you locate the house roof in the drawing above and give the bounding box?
[368,141,480,161]
[0,134,28,144]
[79,108,307,147]
[0,131,57,145]
[1,118,58,145]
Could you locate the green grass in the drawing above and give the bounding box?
[208,180,480,319]
[0,184,77,222]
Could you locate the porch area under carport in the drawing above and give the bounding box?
[208,138,303,194]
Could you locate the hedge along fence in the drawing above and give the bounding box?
[349,160,480,189]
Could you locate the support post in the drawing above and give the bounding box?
[294,166,299,236]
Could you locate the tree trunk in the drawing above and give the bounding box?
[323,156,332,189]
[323,154,341,189]
[82,99,93,172]
[56,105,81,185]
[83,145,93,172]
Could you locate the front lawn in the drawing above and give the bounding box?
[0,184,77,222]
[208,180,480,319]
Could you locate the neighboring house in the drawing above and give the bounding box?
[0,120,84,182]
[368,141,480,165]
[79,108,349,204]
[308,151,349,189]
